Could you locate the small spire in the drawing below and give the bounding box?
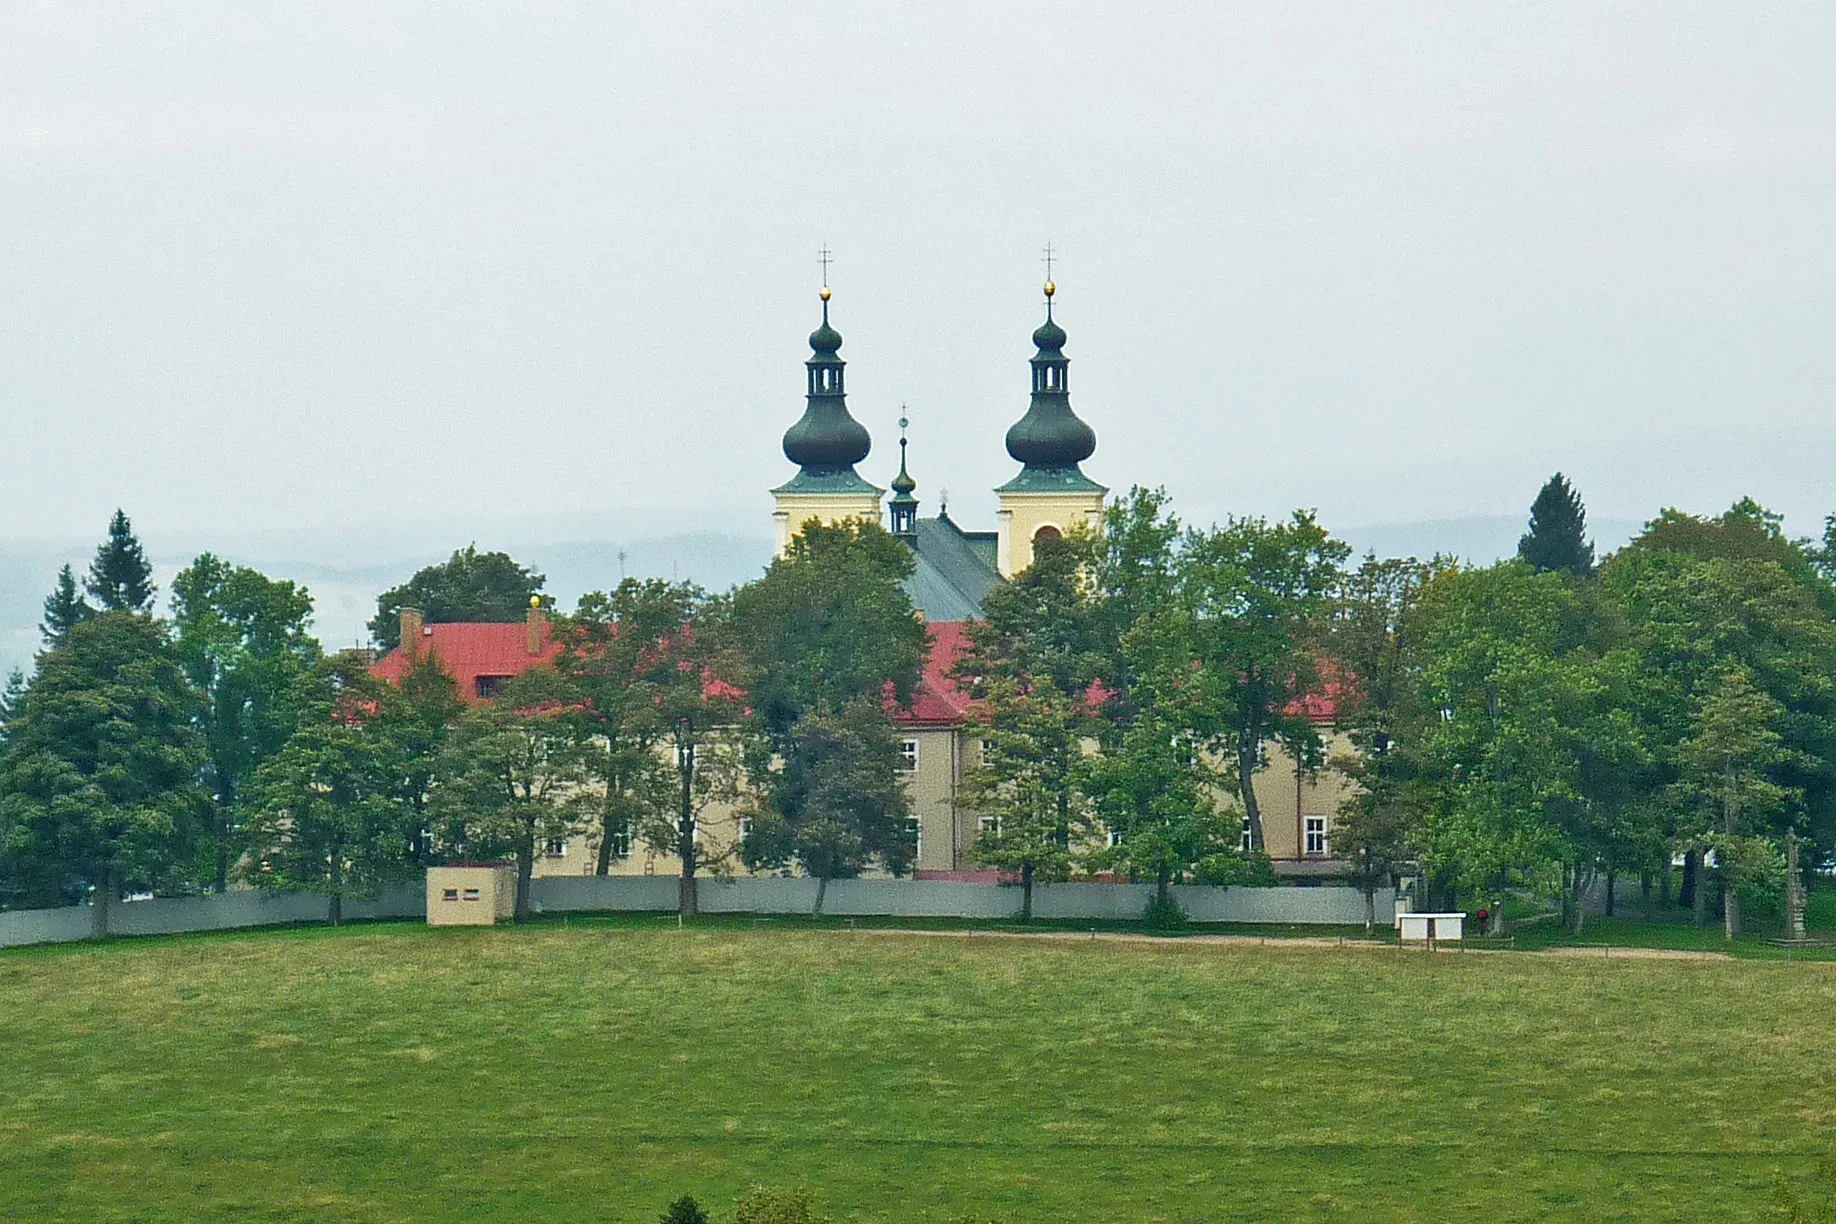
[890,410,918,538]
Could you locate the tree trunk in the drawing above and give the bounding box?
[1786,832,1807,941]
[1722,882,1739,941]
[814,875,828,915]
[328,846,344,927]
[214,780,235,894]
[1659,861,1672,909]
[1686,850,1705,927]
[1605,871,1616,918]
[1236,737,1264,853]
[90,871,115,939]
[676,733,698,917]
[596,802,615,877]
[1020,860,1034,923]
[1157,871,1171,907]
[515,815,535,923]
[1363,885,1375,936]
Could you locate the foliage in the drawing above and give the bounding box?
[1140,890,1188,930]
[371,652,465,866]
[84,509,157,613]
[1167,510,1349,852]
[370,545,546,650]
[730,519,926,745]
[1517,472,1596,576]
[553,579,705,875]
[660,1196,710,1224]
[40,564,92,646]
[743,699,914,910]
[245,661,415,924]
[171,554,322,891]
[430,668,591,920]
[0,613,207,912]
[734,1186,827,1224]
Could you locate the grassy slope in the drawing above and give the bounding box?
[3,920,1835,1223]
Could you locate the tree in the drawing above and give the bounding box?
[1329,554,1442,931]
[1669,667,1797,939]
[85,509,157,613]
[1172,511,1349,852]
[1518,473,1595,577]
[40,565,92,646]
[743,698,915,912]
[661,1197,709,1224]
[730,519,927,746]
[0,613,207,929]
[171,555,322,892]
[430,669,591,921]
[246,671,413,925]
[370,545,546,650]
[552,580,702,875]
[956,533,1109,920]
[373,651,465,866]
[633,599,747,916]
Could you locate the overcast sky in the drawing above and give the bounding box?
[4,2,1834,551]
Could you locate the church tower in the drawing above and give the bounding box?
[994,278,1106,577]
[771,285,883,555]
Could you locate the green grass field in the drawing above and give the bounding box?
[4,918,1835,1222]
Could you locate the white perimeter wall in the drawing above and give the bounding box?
[1,878,1391,949]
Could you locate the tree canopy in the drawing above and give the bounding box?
[370,545,547,650]
[1518,473,1596,577]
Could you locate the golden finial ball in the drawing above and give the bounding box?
[1043,280,1056,297]
[530,596,542,609]
[819,285,832,301]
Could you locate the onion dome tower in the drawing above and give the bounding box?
[771,282,883,555]
[889,411,919,541]
[994,275,1107,577]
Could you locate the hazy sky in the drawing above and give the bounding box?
[4,3,1834,549]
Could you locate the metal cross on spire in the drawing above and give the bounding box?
[1041,241,1057,283]
[818,244,833,288]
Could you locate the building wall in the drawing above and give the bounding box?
[995,490,1105,577]
[1248,731,1358,861]
[772,495,884,556]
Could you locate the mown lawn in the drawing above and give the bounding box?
[2,919,1834,1222]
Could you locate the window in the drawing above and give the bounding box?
[1304,816,1330,857]
[1032,524,1062,543]
[441,888,459,902]
[980,738,996,762]
[462,888,481,901]
[738,817,754,839]
[908,818,923,861]
[607,821,631,859]
[475,675,506,699]
[978,814,1001,836]
[545,837,568,858]
[897,739,919,772]
[1107,827,1123,848]
[1239,824,1253,853]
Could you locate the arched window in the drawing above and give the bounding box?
[1032,525,1062,543]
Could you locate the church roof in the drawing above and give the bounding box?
[899,620,975,727]
[902,514,1003,622]
[371,621,560,704]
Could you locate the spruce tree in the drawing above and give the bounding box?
[1518,473,1595,576]
[85,509,157,612]
[41,564,93,645]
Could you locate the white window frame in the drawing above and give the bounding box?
[1107,827,1123,848]
[978,814,1001,836]
[908,817,923,862]
[897,738,919,773]
[545,837,568,858]
[738,816,754,840]
[1304,815,1330,857]
[1239,824,1253,853]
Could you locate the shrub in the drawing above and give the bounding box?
[661,1196,709,1224]
[734,1186,826,1224]
[1143,892,1188,930]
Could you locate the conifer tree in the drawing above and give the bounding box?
[1518,473,1595,576]
[41,564,93,645]
[85,509,157,612]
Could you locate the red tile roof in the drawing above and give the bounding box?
[896,620,975,727]
[370,621,560,704]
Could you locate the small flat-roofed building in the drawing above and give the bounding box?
[426,864,516,926]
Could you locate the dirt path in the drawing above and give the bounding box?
[840,925,1738,959]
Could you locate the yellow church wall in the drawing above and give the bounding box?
[772,496,884,556]
[995,490,1105,577]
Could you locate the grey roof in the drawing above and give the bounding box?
[903,515,1003,621]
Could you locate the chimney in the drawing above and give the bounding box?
[400,607,424,661]
[526,596,546,656]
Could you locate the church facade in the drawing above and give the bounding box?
[371,277,1353,883]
